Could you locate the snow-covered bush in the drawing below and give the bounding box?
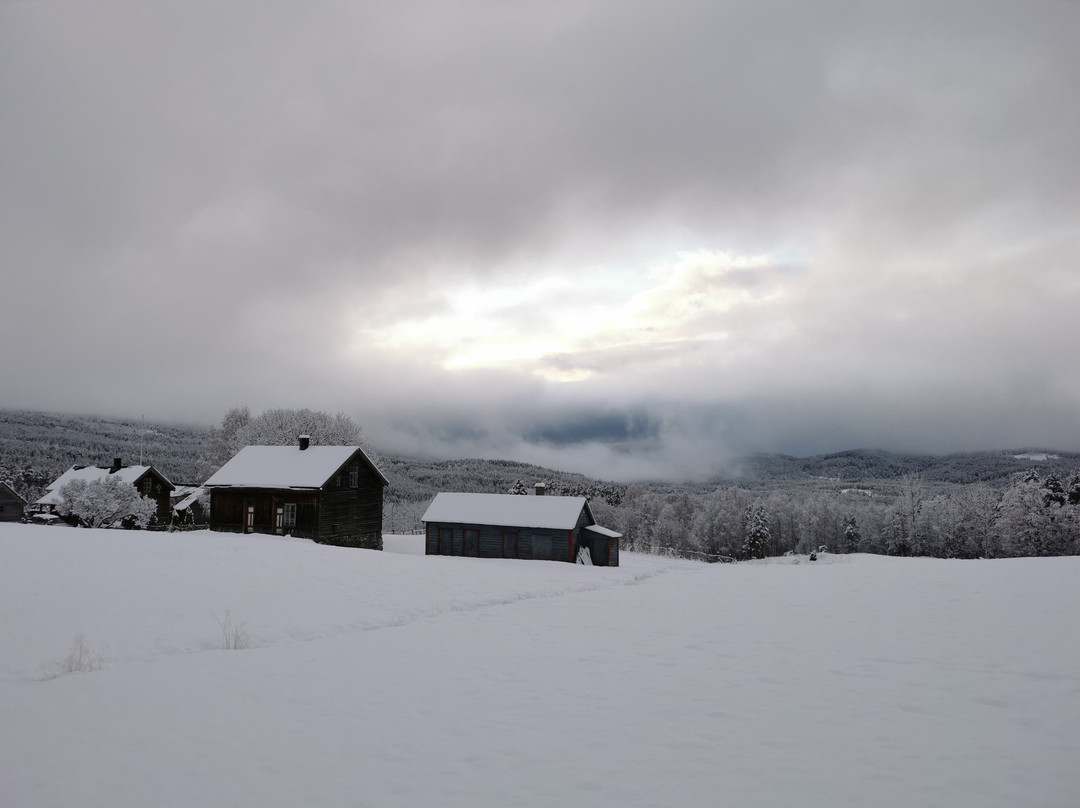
[48,633,104,677]
[57,475,157,529]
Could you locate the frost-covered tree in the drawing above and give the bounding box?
[742,503,770,560]
[197,406,251,481]
[507,479,529,495]
[996,472,1074,557]
[237,408,363,450]
[198,407,370,480]
[1042,473,1066,508]
[840,513,861,553]
[57,476,157,529]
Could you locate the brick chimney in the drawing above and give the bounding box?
[298,435,310,451]
[110,457,122,473]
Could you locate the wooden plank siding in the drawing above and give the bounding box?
[316,466,384,548]
[424,509,618,565]
[0,483,26,522]
[425,521,578,561]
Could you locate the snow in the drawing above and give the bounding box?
[422,491,592,530]
[203,445,375,489]
[1013,452,1060,461]
[2,524,1078,808]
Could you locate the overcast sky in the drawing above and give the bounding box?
[2,1,1078,480]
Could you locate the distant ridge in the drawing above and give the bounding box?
[727,447,1080,486]
[2,408,1077,505]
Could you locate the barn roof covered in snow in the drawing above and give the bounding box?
[204,445,387,489]
[422,492,593,530]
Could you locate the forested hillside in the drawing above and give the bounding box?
[0,410,209,502]
[3,408,1078,561]
[729,448,1080,485]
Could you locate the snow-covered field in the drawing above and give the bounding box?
[1,525,1077,808]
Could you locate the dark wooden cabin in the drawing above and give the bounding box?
[34,459,175,523]
[0,482,27,522]
[204,439,387,549]
[422,492,621,566]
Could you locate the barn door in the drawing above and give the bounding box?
[502,531,518,559]
[532,535,552,560]
[463,529,479,557]
[438,527,453,555]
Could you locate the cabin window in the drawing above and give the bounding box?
[283,503,297,527]
[348,467,359,487]
[141,479,152,495]
[335,475,342,487]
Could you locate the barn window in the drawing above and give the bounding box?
[283,503,297,527]
[349,467,359,487]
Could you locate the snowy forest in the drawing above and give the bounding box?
[2,408,1079,560]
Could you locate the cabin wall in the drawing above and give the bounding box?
[579,532,620,567]
[317,462,383,549]
[425,521,576,563]
[210,489,320,538]
[133,470,174,524]
[0,487,25,522]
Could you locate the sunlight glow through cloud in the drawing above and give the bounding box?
[362,249,787,380]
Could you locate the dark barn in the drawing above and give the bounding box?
[205,440,387,550]
[422,492,621,566]
[0,482,27,522]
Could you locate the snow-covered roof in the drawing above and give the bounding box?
[204,445,387,489]
[36,464,166,506]
[422,493,591,530]
[174,487,207,511]
[170,484,200,501]
[586,524,622,539]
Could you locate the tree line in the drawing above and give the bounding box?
[585,470,1080,560]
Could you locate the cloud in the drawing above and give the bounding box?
[2,1,1079,479]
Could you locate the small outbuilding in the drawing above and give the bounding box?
[204,438,387,549]
[35,459,175,523]
[0,482,27,522]
[422,492,621,566]
[171,485,209,526]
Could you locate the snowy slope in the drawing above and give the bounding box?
[1,524,1077,808]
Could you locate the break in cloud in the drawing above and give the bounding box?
[1,1,1078,480]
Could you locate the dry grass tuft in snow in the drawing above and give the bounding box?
[44,633,104,678]
[214,610,250,650]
